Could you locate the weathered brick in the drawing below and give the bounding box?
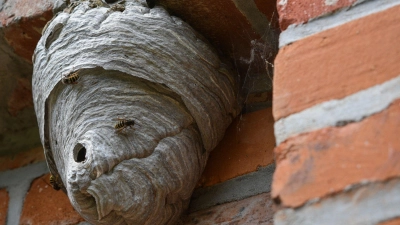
[0,0,54,62]
[7,78,33,116]
[160,0,277,75]
[180,192,273,225]
[273,5,400,120]
[379,217,400,225]
[277,0,357,30]
[0,189,9,225]
[20,174,85,225]
[274,178,400,225]
[197,108,275,187]
[272,99,400,208]
[0,147,45,172]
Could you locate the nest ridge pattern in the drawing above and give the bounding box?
[32,1,238,224]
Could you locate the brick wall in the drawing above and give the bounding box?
[0,109,276,225]
[272,1,400,224]
[0,0,277,224]
[0,149,86,225]
[2,0,399,224]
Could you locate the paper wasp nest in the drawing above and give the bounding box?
[32,0,238,224]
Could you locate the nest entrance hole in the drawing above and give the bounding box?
[74,143,87,163]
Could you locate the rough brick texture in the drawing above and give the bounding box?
[197,108,275,187]
[379,217,400,225]
[180,192,273,225]
[0,147,45,172]
[0,0,54,62]
[277,0,357,30]
[158,0,278,74]
[0,189,9,225]
[274,178,400,225]
[272,98,400,207]
[19,174,84,225]
[0,0,278,224]
[7,78,34,117]
[273,5,400,120]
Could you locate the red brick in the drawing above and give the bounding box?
[272,99,400,208]
[197,108,275,188]
[159,0,274,74]
[0,0,54,62]
[20,174,85,225]
[7,78,33,116]
[273,5,400,120]
[0,147,45,172]
[0,189,9,225]
[179,192,273,225]
[379,218,400,225]
[277,0,357,30]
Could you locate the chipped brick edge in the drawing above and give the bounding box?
[275,178,400,225]
[274,75,400,145]
[279,0,400,47]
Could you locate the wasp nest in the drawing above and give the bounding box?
[32,0,238,224]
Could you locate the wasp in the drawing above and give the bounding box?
[108,2,125,12]
[88,0,107,8]
[62,70,80,84]
[49,174,62,191]
[113,118,136,133]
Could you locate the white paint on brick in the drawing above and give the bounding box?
[274,178,400,225]
[279,0,400,47]
[325,0,339,6]
[278,0,287,6]
[0,162,48,225]
[275,75,400,145]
